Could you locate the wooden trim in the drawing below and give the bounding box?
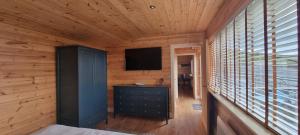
[269,0,278,125]
[245,8,249,112]
[219,34,222,95]
[263,0,269,127]
[225,28,228,98]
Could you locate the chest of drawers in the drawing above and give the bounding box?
[113,85,169,123]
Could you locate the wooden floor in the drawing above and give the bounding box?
[98,88,203,135]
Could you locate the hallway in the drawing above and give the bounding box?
[98,88,203,135]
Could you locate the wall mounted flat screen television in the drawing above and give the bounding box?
[125,47,162,70]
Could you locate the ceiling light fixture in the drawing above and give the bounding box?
[149,5,156,9]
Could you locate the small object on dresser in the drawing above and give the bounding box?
[135,82,145,86]
[158,78,164,85]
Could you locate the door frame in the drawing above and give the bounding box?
[170,43,201,118]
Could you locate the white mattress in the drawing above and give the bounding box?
[31,125,133,135]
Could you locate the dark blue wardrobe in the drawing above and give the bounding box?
[56,45,107,128]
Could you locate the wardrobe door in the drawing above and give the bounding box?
[78,47,96,125]
[94,51,107,121]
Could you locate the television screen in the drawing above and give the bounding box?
[125,47,162,70]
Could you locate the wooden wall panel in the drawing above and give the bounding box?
[0,22,103,135]
[106,33,205,113]
[175,47,201,54]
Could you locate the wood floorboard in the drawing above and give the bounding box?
[98,88,204,135]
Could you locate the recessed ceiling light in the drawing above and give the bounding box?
[149,5,156,9]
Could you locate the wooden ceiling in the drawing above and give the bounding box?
[0,0,224,46]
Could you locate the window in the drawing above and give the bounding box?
[220,30,227,96]
[227,21,235,102]
[267,0,298,134]
[209,37,218,92]
[215,34,221,92]
[207,0,299,134]
[235,10,247,110]
[247,0,266,122]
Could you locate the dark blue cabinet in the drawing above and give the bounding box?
[113,85,169,124]
[56,46,107,128]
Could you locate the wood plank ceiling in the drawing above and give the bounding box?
[0,0,224,46]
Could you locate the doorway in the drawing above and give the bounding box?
[170,44,202,118]
[177,55,194,99]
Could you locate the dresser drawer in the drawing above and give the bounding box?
[141,110,164,118]
[142,90,163,96]
[118,88,144,96]
[144,103,164,110]
[118,95,144,103]
[119,107,137,114]
[119,105,145,115]
[143,96,165,104]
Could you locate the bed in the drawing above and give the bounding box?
[31,124,133,135]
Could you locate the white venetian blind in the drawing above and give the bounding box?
[220,30,227,96]
[235,10,247,110]
[215,34,222,92]
[226,21,235,101]
[212,37,218,92]
[208,0,299,134]
[247,0,266,122]
[267,0,298,134]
